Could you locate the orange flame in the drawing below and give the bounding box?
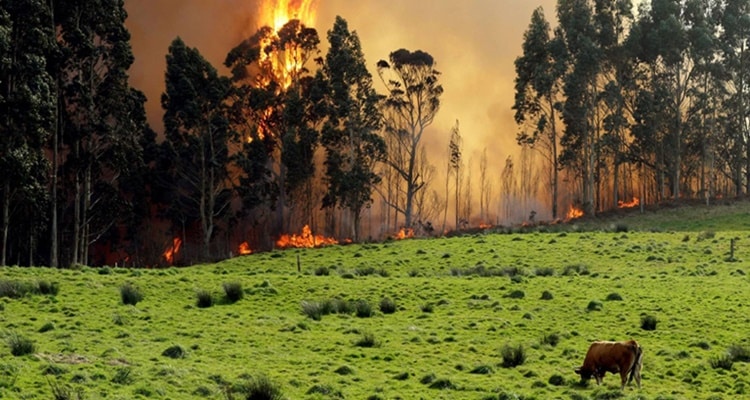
[565,205,584,221]
[618,197,640,208]
[276,225,338,249]
[394,228,414,240]
[238,241,253,255]
[479,223,492,229]
[163,237,182,265]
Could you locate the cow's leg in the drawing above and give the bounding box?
[619,369,628,390]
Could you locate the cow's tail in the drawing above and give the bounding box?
[628,344,643,384]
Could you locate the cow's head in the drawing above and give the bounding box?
[574,366,593,381]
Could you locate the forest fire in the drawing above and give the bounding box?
[263,0,317,32]
[565,205,584,221]
[618,197,640,208]
[479,222,492,229]
[394,228,415,240]
[238,241,253,255]
[163,237,182,265]
[276,225,338,249]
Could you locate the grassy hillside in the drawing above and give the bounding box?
[2,202,750,399]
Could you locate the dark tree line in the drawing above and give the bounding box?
[514,0,750,217]
[1,3,439,266]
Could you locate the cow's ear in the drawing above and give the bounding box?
[574,367,582,375]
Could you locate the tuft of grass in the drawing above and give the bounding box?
[540,333,560,347]
[710,354,733,370]
[39,322,55,333]
[420,303,434,313]
[305,384,342,397]
[728,344,750,362]
[119,283,143,306]
[534,267,555,277]
[540,290,554,300]
[641,314,658,330]
[354,299,374,318]
[162,345,186,359]
[36,281,60,296]
[6,331,36,356]
[48,378,85,400]
[500,344,526,368]
[379,297,397,314]
[469,364,493,374]
[333,365,354,375]
[548,374,565,386]
[233,374,285,400]
[111,367,134,385]
[222,282,243,303]
[195,290,214,308]
[605,292,623,301]
[354,332,379,348]
[0,280,31,298]
[562,264,589,276]
[586,300,603,312]
[313,266,329,276]
[506,290,525,299]
[428,378,456,389]
[301,300,325,321]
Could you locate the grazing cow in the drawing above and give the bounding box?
[574,340,643,390]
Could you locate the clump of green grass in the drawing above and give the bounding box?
[162,345,186,359]
[379,297,397,314]
[306,384,342,397]
[354,332,379,348]
[586,300,603,312]
[500,344,526,368]
[419,373,436,384]
[231,374,284,400]
[42,364,66,376]
[710,354,733,370]
[354,300,373,318]
[562,264,590,276]
[313,266,329,276]
[0,280,33,298]
[111,367,134,385]
[333,365,354,375]
[641,314,658,330]
[605,292,623,301]
[195,290,214,308]
[301,300,325,321]
[469,364,493,374]
[48,378,85,400]
[222,282,243,303]
[534,267,555,277]
[728,344,750,362]
[540,333,560,347]
[548,374,565,386]
[119,283,143,306]
[39,322,55,333]
[420,303,434,313]
[540,290,554,300]
[506,290,525,299]
[36,281,60,296]
[6,331,36,356]
[697,230,716,241]
[428,378,456,389]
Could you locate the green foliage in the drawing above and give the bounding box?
[605,292,623,301]
[469,364,494,374]
[38,322,55,333]
[313,266,330,276]
[119,283,143,306]
[162,345,186,359]
[354,299,373,318]
[587,300,603,312]
[728,344,750,362]
[540,290,554,300]
[562,264,590,276]
[500,344,526,368]
[231,374,285,400]
[222,282,244,303]
[379,297,397,314]
[0,279,58,298]
[111,367,134,385]
[334,365,354,375]
[354,332,378,348]
[428,378,456,390]
[506,290,525,299]
[548,374,565,386]
[540,333,560,347]
[710,355,733,370]
[195,290,214,308]
[48,379,85,400]
[6,331,35,356]
[305,384,342,398]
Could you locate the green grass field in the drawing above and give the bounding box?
[2,203,750,399]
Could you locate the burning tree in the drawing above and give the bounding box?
[377,49,443,230]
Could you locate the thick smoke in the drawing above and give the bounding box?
[125,0,559,224]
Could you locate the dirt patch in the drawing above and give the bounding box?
[35,353,90,364]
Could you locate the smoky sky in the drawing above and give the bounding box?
[125,0,562,218]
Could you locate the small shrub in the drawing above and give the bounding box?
[39,322,55,333]
[710,355,733,370]
[306,384,341,397]
[37,281,60,296]
[420,303,434,313]
[548,374,565,386]
[469,365,493,374]
[419,373,436,384]
[540,290,554,300]
[111,367,134,384]
[728,344,750,362]
[586,300,603,312]
[222,282,243,303]
[301,300,325,321]
[354,332,378,348]
[0,280,29,298]
[641,315,657,330]
[500,344,526,368]
[313,266,330,276]
[613,223,628,233]
[195,290,214,308]
[534,267,555,277]
[7,331,35,356]
[507,290,525,299]
[605,292,623,301]
[562,264,590,276]
[161,345,186,359]
[428,378,456,389]
[119,283,143,306]
[234,374,284,400]
[354,300,373,318]
[393,372,410,380]
[41,363,67,376]
[379,297,397,314]
[697,230,716,241]
[334,365,354,375]
[49,379,85,400]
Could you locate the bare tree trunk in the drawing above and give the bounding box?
[1,183,9,266]
[49,0,59,268]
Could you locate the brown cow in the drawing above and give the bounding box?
[574,340,643,390]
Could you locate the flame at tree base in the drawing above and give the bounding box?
[394,228,414,240]
[618,197,640,208]
[565,205,584,221]
[238,242,253,255]
[276,225,338,249]
[163,237,182,265]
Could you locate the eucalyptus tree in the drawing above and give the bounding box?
[513,6,565,219]
[448,120,463,229]
[162,37,234,261]
[319,16,385,241]
[377,48,443,229]
[0,0,54,266]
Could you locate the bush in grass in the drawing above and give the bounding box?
[428,378,456,389]
[586,300,603,312]
[162,345,186,359]
[49,379,85,400]
[641,315,658,330]
[306,384,342,397]
[334,365,354,375]
[506,290,525,299]
[710,355,733,370]
[548,374,565,386]
[111,367,133,384]
[39,322,55,333]
[562,264,590,276]
[419,373,436,384]
[6,331,35,356]
[420,303,434,313]
[222,282,243,303]
[534,267,555,277]
[540,333,560,347]
[42,364,67,376]
[0,280,29,298]
[393,371,410,380]
[605,292,623,301]
[119,283,143,306]
[313,266,329,276]
[354,300,373,318]
[728,344,750,362]
[379,297,397,314]
[195,290,214,308]
[500,344,526,368]
[301,300,325,321]
[469,365,493,374]
[540,290,554,300]
[354,332,378,348]
[37,281,59,296]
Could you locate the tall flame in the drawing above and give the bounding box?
[565,205,584,221]
[262,0,318,33]
[276,225,338,249]
[163,237,182,265]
